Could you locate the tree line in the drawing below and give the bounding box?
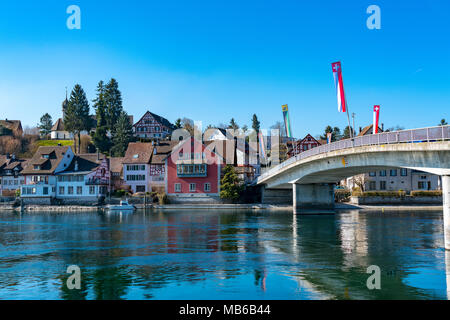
[37,79,133,156]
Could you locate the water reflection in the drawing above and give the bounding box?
[0,209,447,300]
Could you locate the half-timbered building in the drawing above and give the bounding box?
[133,111,175,140]
[287,134,322,157]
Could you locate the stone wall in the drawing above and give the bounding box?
[261,188,292,205]
[350,195,442,205]
[168,194,222,204]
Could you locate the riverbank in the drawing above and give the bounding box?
[0,202,443,213]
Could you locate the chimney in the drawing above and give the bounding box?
[153,147,157,155]
[381,123,384,131]
[74,160,79,171]
[359,127,362,133]
[11,154,16,160]
[6,153,10,159]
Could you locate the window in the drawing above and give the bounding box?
[34,165,40,170]
[89,186,95,195]
[175,183,181,192]
[59,186,65,195]
[420,175,427,180]
[379,181,386,190]
[43,187,48,195]
[68,186,73,195]
[77,186,82,195]
[204,183,211,192]
[400,168,407,176]
[369,181,376,191]
[189,183,196,192]
[418,181,426,189]
[369,172,376,177]
[136,185,146,192]
[379,170,386,177]
[390,169,397,176]
[177,164,207,177]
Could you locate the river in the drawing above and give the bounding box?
[0,209,448,300]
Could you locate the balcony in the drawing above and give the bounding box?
[86,178,109,185]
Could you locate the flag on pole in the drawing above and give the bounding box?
[258,131,266,161]
[331,61,347,113]
[326,132,332,144]
[373,105,380,134]
[281,104,293,138]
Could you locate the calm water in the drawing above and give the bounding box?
[0,209,448,300]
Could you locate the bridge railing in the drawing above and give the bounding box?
[258,125,450,181]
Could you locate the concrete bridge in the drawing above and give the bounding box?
[255,125,450,248]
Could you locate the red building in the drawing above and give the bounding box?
[287,134,323,157]
[165,137,221,202]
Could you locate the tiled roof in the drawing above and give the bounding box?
[0,120,22,132]
[110,157,124,173]
[150,141,179,164]
[51,118,65,131]
[358,124,384,137]
[123,142,153,164]
[0,157,29,175]
[61,153,106,173]
[21,146,70,174]
[133,111,175,130]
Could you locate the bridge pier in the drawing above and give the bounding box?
[293,183,335,214]
[443,176,450,250]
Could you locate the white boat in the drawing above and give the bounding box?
[105,199,136,211]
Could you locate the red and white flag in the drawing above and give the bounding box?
[331,61,346,113]
[373,105,380,134]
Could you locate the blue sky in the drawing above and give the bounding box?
[0,0,448,138]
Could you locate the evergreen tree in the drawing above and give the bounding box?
[343,126,355,139]
[228,118,239,131]
[174,118,182,129]
[93,81,107,127]
[220,165,243,202]
[105,78,123,136]
[252,114,260,133]
[92,81,111,153]
[64,84,91,153]
[111,111,133,157]
[320,125,340,142]
[38,113,53,138]
[333,126,342,140]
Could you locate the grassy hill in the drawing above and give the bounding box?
[36,140,74,147]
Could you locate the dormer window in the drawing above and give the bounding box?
[42,154,49,159]
[133,154,139,159]
[34,165,40,170]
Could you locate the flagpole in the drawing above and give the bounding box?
[345,99,353,140]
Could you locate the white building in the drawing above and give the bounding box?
[20,146,75,203]
[20,146,109,204]
[0,154,28,196]
[342,168,440,192]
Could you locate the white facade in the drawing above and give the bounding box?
[56,173,106,200]
[123,164,150,193]
[21,147,75,199]
[342,168,440,192]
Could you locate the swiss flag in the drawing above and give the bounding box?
[331,61,346,113]
[373,105,380,134]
